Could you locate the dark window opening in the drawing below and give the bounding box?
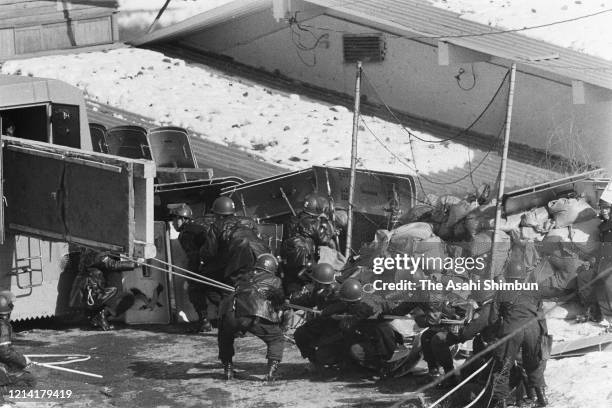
[0,105,48,143]
[51,104,81,148]
[343,34,386,63]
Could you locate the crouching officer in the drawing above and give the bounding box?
[292,263,340,364]
[322,279,401,373]
[0,291,36,397]
[69,248,136,331]
[217,254,286,381]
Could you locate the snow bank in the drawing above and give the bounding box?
[0,48,474,174]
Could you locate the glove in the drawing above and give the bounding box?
[24,355,33,368]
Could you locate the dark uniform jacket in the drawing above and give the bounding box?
[233,269,284,323]
[0,320,27,371]
[391,291,469,328]
[177,221,208,273]
[496,290,544,334]
[289,282,340,310]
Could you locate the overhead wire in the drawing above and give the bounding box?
[358,66,510,195]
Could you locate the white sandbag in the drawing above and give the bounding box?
[547,198,597,228]
[521,207,550,229]
[386,223,446,273]
[318,246,347,271]
[543,217,601,255]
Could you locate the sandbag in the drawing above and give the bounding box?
[543,217,601,256]
[385,223,446,273]
[521,207,550,229]
[547,198,597,228]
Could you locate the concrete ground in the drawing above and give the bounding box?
[7,322,437,408]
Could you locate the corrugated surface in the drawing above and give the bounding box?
[312,0,612,89]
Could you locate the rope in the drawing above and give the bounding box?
[427,357,493,408]
[120,255,235,293]
[25,354,102,379]
[32,362,102,379]
[146,257,235,292]
[463,362,495,408]
[25,354,91,365]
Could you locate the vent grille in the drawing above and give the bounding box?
[343,34,385,63]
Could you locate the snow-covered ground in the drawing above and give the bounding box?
[0,48,473,175]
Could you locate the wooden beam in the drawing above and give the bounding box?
[572,80,612,104]
[438,41,491,66]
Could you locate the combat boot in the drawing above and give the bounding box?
[223,360,234,380]
[490,399,507,408]
[534,387,548,407]
[90,309,113,331]
[264,359,280,381]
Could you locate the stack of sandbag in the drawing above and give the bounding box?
[542,198,600,259]
[385,222,446,274]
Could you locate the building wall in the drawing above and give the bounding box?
[182,12,612,167]
[0,0,118,60]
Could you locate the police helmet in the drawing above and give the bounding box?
[169,203,193,219]
[212,196,236,215]
[311,263,336,285]
[302,193,329,216]
[339,278,362,302]
[255,254,279,275]
[0,291,16,315]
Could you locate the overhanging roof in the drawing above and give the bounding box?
[310,0,612,90]
[134,0,612,92]
[132,0,273,46]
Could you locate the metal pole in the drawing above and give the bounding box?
[490,63,517,279]
[345,61,362,259]
[146,0,172,34]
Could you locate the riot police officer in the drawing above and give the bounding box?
[170,203,212,332]
[0,291,35,396]
[69,248,136,331]
[490,271,548,408]
[281,193,337,294]
[217,254,285,381]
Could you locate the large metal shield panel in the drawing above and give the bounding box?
[503,170,604,215]
[155,177,245,220]
[220,168,316,220]
[312,166,417,216]
[4,144,134,253]
[147,126,196,168]
[123,221,171,324]
[107,125,152,160]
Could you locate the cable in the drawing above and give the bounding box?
[361,68,510,144]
